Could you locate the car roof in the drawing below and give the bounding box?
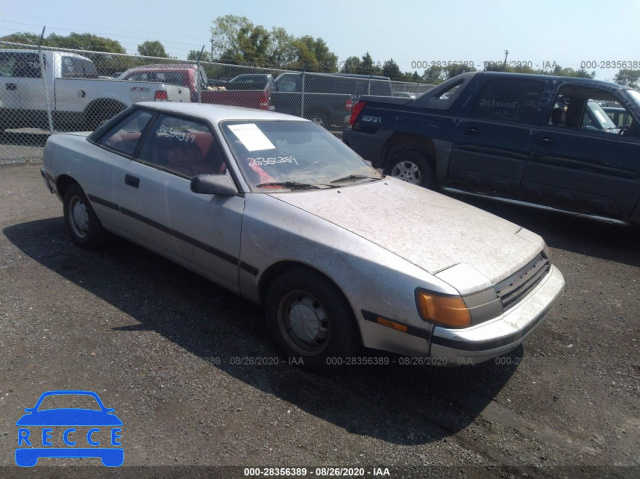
[136,101,310,123]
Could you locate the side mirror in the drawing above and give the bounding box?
[190,174,237,196]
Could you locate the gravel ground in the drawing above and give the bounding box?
[0,161,638,479]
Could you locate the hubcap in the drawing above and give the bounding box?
[279,292,330,355]
[391,161,421,185]
[69,196,90,238]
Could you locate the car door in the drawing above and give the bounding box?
[116,113,244,292]
[524,84,640,219]
[0,51,50,126]
[0,51,23,114]
[53,56,96,117]
[91,108,155,228]
[13,52,50,114]
[448,77,546,195]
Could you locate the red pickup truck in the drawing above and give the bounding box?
[117,64,274,110]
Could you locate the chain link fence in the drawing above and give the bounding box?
[0,41,434,164]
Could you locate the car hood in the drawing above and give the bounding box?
[269,179,543,289]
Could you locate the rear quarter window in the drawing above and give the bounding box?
[470,78,545,124]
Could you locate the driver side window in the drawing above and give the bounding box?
[138,114,225,178]
[549,86,635,136]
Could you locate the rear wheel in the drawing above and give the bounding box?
[265,268,360,372]
[84,101,126,130]
[309,113,330,129]
[63,183,109,249]
[385,150,435,188]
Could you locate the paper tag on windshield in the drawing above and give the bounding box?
[228,124,275,151]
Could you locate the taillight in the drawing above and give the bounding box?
[345,98,353,111]
[259,91,270,110]
[349,100,366,126]
[154,90,168,101]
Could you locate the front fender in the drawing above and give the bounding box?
[238,194,456,355]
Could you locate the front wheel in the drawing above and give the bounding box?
[63,183,109,249]
[385,150,434,188]
[265,268,360,372]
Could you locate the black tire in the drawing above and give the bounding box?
[265,268,360,372]
[84,101,125,131]
[384,150,435,188]
[63,183,108,249]
[308,113,330,129]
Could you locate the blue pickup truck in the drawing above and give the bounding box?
[343,71,640,225]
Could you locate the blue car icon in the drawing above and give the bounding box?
[16,390,123,467]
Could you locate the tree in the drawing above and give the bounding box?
[614,69,640,89]
[0,32,41,46]
[267,27,296,68]
[382,59,403,81]
[187,49,215,62]
[1,31,125,53]
[358,52,382,76]
[210,15,254,60]
[340,56,361,74]
[234,24,270,66]
[445,63,476,79]
[423,65,445,84]
[209,15,338,71]
[289,35,337,72]
[138,40,168,58]
[47,32,125,53]
[303,36,337,72]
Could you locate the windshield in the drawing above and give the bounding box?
[220,121,381,192]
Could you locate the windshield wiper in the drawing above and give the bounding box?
[255,181,321,190]
[329,174,380,184]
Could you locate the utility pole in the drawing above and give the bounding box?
[503,49,509,67]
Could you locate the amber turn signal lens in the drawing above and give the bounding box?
[416,291,471,328]
[376,317,409,333]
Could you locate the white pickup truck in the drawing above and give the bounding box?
[0,49,191,132]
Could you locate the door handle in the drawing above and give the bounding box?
[538,137,555,145]
[466,126,480,134]
[6,83,17,90]
[124,174,140,188]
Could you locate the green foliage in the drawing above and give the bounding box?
[0,32,41,45]
[421,64,477,84]
[0,31,125,53]
[339,56,361,74]
[446,63,476,78]
[614,69,640,88]
[209,15,338,72]
[382,59,403,81]
[422,65,445,84]
[357,52,382,75]
[187,50,215,62]
[137,40,169,58]
[47,32,125,53]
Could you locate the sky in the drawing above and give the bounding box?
[1,0,639,82]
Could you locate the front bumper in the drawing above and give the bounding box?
[429,264,565,365]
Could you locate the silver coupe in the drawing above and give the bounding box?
[41,102,565,371]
